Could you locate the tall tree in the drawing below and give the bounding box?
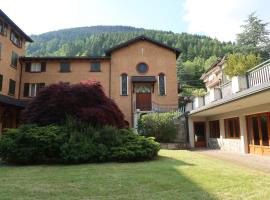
[237,12,270,52]
[224,53,262,77]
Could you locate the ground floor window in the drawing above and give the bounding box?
[209,120,220,138]
[224,117,240,138]
[247,113,270,146]
[24,83,45,97]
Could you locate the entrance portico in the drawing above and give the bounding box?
[131,76,156,112]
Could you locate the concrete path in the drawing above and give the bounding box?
[193,148,270,173]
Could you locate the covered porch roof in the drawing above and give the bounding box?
[189,82,270,117]
[0,94,28,108]
[131,76,156,83]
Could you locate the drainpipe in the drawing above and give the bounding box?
[185,111,190,144]
[109,60,112,97]
[18,58,23,100]
[131,83,134,128]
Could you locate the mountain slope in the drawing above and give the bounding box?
[26,25,235,62]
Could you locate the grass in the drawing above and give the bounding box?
[0,150,270,200]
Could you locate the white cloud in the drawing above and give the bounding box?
[183,0,270,42]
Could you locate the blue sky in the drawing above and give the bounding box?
[1,0,270,42]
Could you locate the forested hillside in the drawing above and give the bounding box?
[26,26,235,61]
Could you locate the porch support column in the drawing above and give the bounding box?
[239,115,248,153]
[0,104,3,134]
[219,119,225,139]
[219,119,225,150]
[205,120,210,147]
[188,117,195,148]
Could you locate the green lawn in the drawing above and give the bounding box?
[1,150,270,200]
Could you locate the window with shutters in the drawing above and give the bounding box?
[25,62,46,72]
[0,20,7,36]
[30,63,42,72]
[10,30,22,48]
[0,74,3,91]
[8,79,16,96]
[90,62,101,72]
[10,52,18,68]
[24,83,45,97]
[120,73,128,95]
[158,73,166,96]
[60,62,71,72]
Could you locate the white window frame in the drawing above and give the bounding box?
[29,83,38,97]
[158,74,166,95]
[120,74,128,95]
[30,63,42,72]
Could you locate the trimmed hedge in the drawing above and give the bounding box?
[138,112,180,142]
[0,121,160,165]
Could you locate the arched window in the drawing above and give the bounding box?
[120,73,128,95]
[158,73,166,96]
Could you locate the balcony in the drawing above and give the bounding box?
[247,59,270,87]
[186,59,270,112]
[133,101,178,113]
[152,102,179,113]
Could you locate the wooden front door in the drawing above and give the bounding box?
[194,122,206,147]
[247,112,270,156]
[136,93,151,111]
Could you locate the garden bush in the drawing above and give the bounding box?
[0,124,66,164]
[137,112,180,142]
[0,119,160,165]
[22,80,125,128]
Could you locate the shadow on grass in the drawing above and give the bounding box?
[0,153,218,200]
[144,154,218,200]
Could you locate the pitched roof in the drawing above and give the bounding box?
[0,9,33,42]
[200,56,226,79]
[105,35,181,58]
[20,56,110,61]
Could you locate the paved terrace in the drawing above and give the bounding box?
[194,149,270,173]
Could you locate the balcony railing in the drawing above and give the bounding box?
[151,102,179,113]
[220,81,232,97]
[133,101,179,113]
[204,93,210,105]
[186,59,270,112]
[247,59,270,87]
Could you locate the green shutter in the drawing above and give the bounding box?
[24,83,29,97]
[9,79,16,96]
[11,52,18,68]
[90,62,101,72]
[37,83,45,92]
[41,62,46,72]
[60,63,70,72]
[25,63,31,72]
